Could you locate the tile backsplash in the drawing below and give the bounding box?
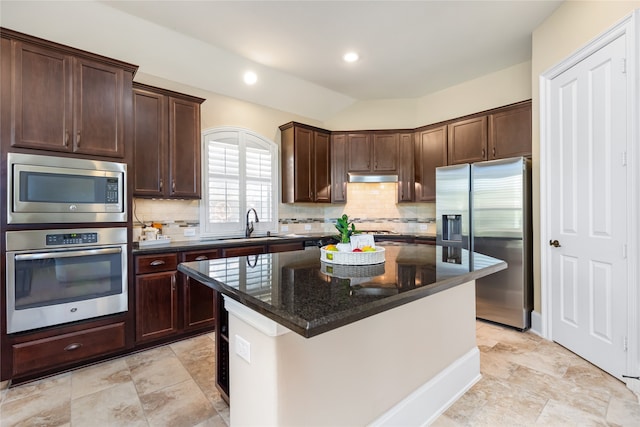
[133,182,435,241]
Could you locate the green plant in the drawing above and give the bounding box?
[334,214,358,243]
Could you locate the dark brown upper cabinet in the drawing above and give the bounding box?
[331,133,348,203]
[397,133,414,202]
[415,125,448,202]
[132,83,204,199]
[347,132,399,173]
[280,122,331,203]
[346,133,372,172]
[3,30,137,158]
[488,101,532,159]
[447,116,488,165]
[447,101,532,165]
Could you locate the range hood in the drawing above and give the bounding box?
[348,173,398,183]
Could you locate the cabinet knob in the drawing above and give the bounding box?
[481,148,486,158]
[195,255,208,261]
[159,179,163,192]
[492,147,496,157]
[150,260,166,266]
[76,131,81,147]
[64,131,69,147]
[172,180,176,192]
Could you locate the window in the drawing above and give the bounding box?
[200,128,278,237]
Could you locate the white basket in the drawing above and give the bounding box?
[320,246,385,265]
[320,261,385,278]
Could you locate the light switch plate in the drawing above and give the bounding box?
[184,227,196,237]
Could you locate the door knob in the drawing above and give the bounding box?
[549,239,561,248]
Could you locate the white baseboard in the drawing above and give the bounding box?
[369,347,481,427]
[530,310,543,337]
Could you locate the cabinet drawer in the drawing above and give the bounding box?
[268,242,304,253]
[135,253,178,274]
[182,249,221,262]
[222,245,266,257]
[12,322,126,376]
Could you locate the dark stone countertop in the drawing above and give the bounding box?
[178,242,505,338]
[132,233,436,255]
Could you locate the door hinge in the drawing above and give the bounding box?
[621,58,627,74]
[623,336,628,352]
[622,244,627,259]
[622,151,627,166]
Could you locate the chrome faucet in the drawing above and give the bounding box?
[245,208,259,238]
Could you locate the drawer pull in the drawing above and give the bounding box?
[195,256,208,261]
[150,260,166,266]
[64,343,82,352]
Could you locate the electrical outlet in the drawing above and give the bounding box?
[281,225,289,232]
[304,224,312,231]
[419,224,428,231]
[184,227,196,237]
[235,335,251,363]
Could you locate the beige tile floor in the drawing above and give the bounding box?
[1,322,639,426]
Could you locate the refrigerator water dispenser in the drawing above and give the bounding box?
[442,214,462,243]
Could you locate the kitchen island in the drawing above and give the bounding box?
[178,242,506,426]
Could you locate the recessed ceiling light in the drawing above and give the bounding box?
[243,71,257,85]
[343,52,359,63]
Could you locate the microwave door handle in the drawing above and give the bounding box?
[14,247,122,261]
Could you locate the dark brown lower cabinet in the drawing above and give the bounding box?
[11,322,126,379]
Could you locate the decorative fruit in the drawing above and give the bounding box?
[362,245,376,252]
[352,248,363,252]
[325,244,338,251]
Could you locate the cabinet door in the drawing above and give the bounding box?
[488,102,532,159]
[133,88,166,197]
[416,125,447,202]
[73,57,125,158]
[293,126,314,202]
[181,250,219,331]
[313,131,331,202]
[398,133,414,202]
[331,133,348,203]
[10,41,72,152]
[347,133,371,172]
[447,116,487,164]
[372,133,399,172]
[135,271,179,342]
[169,97,201,198]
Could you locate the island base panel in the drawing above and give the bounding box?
[225,280,479,426]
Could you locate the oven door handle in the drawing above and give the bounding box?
[14,247,122,261]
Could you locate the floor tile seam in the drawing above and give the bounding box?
[1,376,73,408]
[541,397,610,423]
[138,377,219,427]
[68,374,137,406]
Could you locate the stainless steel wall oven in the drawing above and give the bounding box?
[6,227,128,333]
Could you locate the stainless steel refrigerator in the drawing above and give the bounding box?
[436,157,532,330]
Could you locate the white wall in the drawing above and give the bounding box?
[530,0,640,312]
[323,61,531,131]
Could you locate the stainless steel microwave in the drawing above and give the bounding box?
[7,153,127,224]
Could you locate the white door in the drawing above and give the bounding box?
[548,33,628,379]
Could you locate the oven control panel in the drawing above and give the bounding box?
[46,232,99,246]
